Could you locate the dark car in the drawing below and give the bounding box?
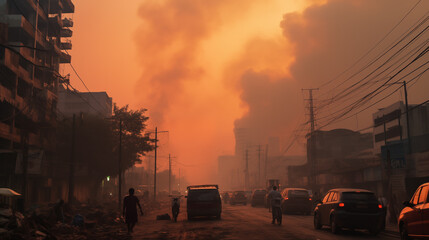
[245,191,252,204]
[222,192,230,204]
[313,188,383,235]
[251,189,267,207]
[280,188,312,215]
[230,191,247,205]
[186,185,222,220]
[398,182,429,239]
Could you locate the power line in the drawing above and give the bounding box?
[64,50,107,112]
[62,82,106,117]
[319,20,428,110]
[317,40,429,118]
[317,0,424,89]
[317,63,429,129]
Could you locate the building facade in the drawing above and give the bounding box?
[0,0,74,203]
[58,86,113,118]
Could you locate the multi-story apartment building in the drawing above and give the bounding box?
[58,86,113,118]
[0,0,74,203]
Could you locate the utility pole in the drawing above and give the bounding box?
[258,145,261,186]
[68,114,76,205]
[245,149,249,191]
[265,144,268,182]
[303,88,318,190]
[178,168,181,192]
[154,127,157,201]
[403,81,411,154]
[151,127,168,201]
[169,154,171,195]
[118,119,122,211]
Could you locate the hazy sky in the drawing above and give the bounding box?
[66,0,428,183]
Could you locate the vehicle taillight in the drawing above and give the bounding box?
[309,198,312,201]
[284,197,288,200]
[338,203,345,207]
[378,204,383,209]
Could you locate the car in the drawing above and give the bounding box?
[245,191,252,203]
[230,191,247,205]
[313,188,383,235]
[398,182,429,240]
[251,189,267,207]
[186,185,222,220]
[280,188,313,215]
[221,191,231,204]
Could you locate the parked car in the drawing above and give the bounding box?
[280,188,312,215]
[230,191,247,205]
[251,189,267,207]
[245,191,252,204]
[222,192,231,204]
[313,188,383,235]
[398,182,429,240]
[186,185,222,220]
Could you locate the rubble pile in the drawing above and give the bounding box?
[0,203,131,240]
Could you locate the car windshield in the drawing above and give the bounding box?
[341,192,376,201]
[235,191,245,196]
[189,190,219,201]
[288,190,309,197]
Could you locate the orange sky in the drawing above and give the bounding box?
[65,0,429,184]
[66,0,308,184]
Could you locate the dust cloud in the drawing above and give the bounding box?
[133,0,428,183]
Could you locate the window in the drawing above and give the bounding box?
[411,187,422,205]
[288,190,309,197]
[341,192,377,201]
[327,192,335,202]
[418,186,428,204]
[322,192,332,203]
[331,192,339,202]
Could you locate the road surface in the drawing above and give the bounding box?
[132,204,399,240]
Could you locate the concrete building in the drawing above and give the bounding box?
[288,129,378,194]
[373,101,429,154]
[0,0,74,203]
[58,86,113,117]
[373,101,408,154]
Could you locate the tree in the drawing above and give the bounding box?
[56,104,154,199]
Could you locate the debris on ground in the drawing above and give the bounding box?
[0,201,132,240]
[156,213,171,220]
[0,198,171,240]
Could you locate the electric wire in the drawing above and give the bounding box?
[317,0,423,90]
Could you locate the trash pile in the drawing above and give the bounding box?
[0,202,131,240]
[0,197,171,239]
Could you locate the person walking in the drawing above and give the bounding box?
[171,197,180,222]
[268,186,282,225]
[123,188,143,233]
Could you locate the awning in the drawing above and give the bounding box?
[0,188,21,197]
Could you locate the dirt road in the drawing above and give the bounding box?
[132,204,399,240]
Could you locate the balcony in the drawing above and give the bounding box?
[47,0,63,14]
[60,40,72,50]
[48,15,62,36]
[62,18,73,28]
[60,51,71,63]
[61,0,75,13]
[60,28,73,38]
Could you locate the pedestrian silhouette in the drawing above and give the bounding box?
[123,188,143,233]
